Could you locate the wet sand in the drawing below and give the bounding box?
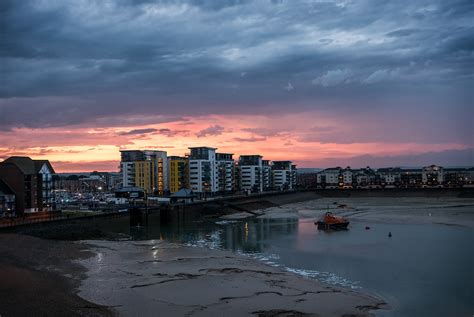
[0,233,385,317]
[0,234,114,317]
[6,194,470,316]
[78,239,386,317]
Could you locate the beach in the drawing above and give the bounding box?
[1,193,473,316]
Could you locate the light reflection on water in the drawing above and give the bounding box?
[99,213,473,317]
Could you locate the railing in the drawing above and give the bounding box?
[0,210,129,229]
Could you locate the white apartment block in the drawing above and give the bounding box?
[121,161,135,188]
[188,147,218,194]
[262,160,272,191]
[272,161,296,190]
[239,155,263,193]
[216,153,234,193]
[342,168,353,188]
[316,168,341,188]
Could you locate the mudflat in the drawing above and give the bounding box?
[0,234,114,317]
[78,239,386,317]
[0,232,385,317]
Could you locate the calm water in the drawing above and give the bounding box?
[100,214,474,317]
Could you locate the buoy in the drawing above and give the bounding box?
[388,232,392,238]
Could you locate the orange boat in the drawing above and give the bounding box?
[315,212,349,230]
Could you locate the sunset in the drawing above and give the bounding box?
[1,1,473,317]
[1,0,472,171]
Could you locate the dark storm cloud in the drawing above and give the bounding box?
[1,0,473,145]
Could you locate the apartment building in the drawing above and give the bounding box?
[272,161,296,190]
[168,156,189,193]
[262,160,272,191]
[422,165,444,187]
[188,147,218,195]
[316,168,341,188]
[0,156,55,213]
[239,155,263,193]
[377,167,402,187]
[0,179,16,214]
[120,150,168,195]
[216,153,234,193]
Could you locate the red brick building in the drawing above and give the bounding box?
[0,157,55,214]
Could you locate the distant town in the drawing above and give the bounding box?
[0,146,473,217]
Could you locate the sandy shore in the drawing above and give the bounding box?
[0,232,385,317]
[0,234,114,317]
[9,194,471,316]
[78,239,386,317]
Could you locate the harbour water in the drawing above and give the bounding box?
[92,201,474,317]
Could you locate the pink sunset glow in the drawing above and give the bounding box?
[0,112,470,172]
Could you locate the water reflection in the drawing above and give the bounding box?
[93,212,474,317]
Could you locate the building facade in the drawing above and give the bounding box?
[188,147,218,195]
[216,153,234,193]
[239,155,263,193]
[0,157,55,213]
[0,179,16,214]
[120,150,168,195]
[272,161,296,190]
[262,160,272,191]
[422,165,444,187]
[168,156,189,193]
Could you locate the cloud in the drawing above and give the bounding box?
[284,82,294,91]
[386,29,417,37]
[156,128,190,137]
[312,69,353,87]
[363,68,401,84]
[306,148,474,168]
[241,127,287,137]
[234,136,267,142]
[118,128,157,135]
[0,0,472,166]
[196,125,225,138]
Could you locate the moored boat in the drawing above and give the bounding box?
[315,212,349,230]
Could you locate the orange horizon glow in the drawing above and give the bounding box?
[0,112,471,173]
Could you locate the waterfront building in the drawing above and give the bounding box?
[296,171,318,189]
[272,161,296,190]
[316,168,341,188]
[422,165,444,187]
[239,155,263,193]
[216,153,234,193]
[400,169,423,188]
[0,179,16,214]
[341,167,353,188]
[353,169,370,188]
[188,147,218,195]
[120,150,168,195]
[0,156,55,213]
[377,167,402,188]
[444,167,474,187]
[168,156,189,194]
[262,160,272,191]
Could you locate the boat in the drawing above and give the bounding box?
[315,212,349,230]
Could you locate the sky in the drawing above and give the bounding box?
[1,0,473,172]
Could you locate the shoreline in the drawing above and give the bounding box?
[4,194,471,316]
[0,234,114,317]
[78,239,387,317]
